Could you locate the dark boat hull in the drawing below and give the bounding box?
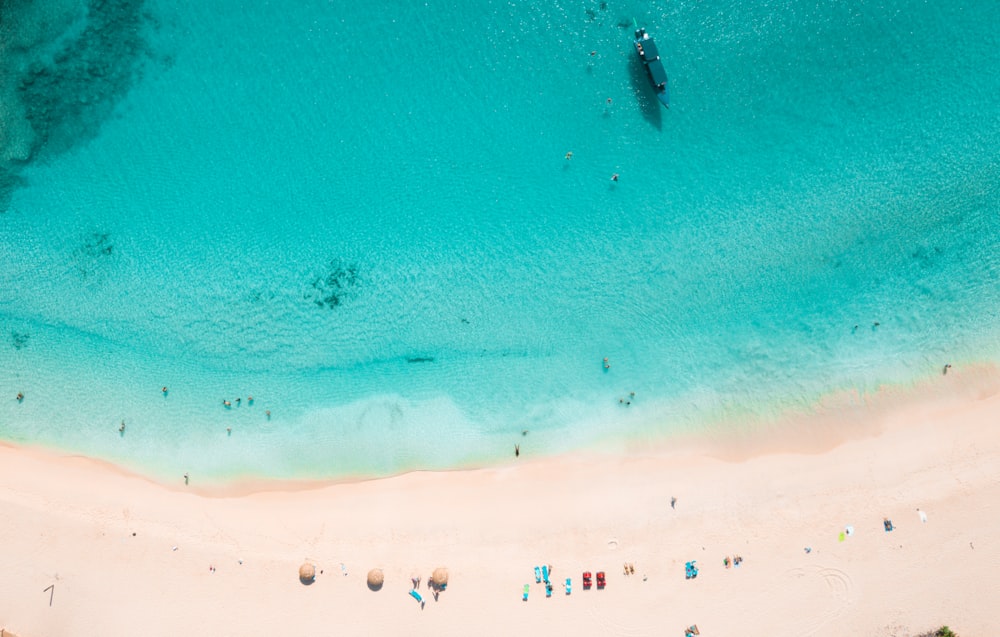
[634,28,669,108]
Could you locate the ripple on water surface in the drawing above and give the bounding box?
[1,0,999,481]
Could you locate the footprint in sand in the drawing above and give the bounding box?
[784,565,855,636]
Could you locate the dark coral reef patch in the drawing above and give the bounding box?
[307,258,361,309]
[0,0,156,207]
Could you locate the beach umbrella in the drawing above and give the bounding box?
[299,562,316,584]
[367,568,384,591]
[431,567,449,589]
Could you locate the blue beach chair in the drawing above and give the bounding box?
[545,582,553,597]
[523,584,530,601]
[534,566,541,583]
[541,565,550,584]
[565,577,572,594]
[409,589,424,604]
[685,561,699,580]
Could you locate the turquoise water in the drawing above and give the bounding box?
[1,0,998,483]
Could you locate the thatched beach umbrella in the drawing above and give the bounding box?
[367,568,384,591]
[299,562,316,584]
[431,567,449,589]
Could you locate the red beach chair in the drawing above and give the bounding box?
[596,571,606,589]
[582,571,592,589]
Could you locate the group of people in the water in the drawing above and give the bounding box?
[222,395,254,408]
[7,385,275,486]
[602,357,636,405]
[111,387,271,450]
[618,391,636,406]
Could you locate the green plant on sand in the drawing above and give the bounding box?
[916,627,957,637]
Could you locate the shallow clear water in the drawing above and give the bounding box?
[1,0,998,482]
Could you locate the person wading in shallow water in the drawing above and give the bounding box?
[515,444,520,458]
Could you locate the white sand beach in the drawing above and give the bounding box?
[2,368,998,637]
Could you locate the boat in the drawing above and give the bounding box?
[633,27,669,108]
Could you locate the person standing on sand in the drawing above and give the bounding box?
[671,496,677,509]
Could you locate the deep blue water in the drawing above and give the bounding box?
[1,0,998,482]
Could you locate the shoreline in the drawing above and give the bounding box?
[5,361,994,496]
[3,366,999,635]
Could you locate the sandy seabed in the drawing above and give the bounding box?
[2,367,999,637]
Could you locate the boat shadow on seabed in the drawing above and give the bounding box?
[627,58,663,131]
